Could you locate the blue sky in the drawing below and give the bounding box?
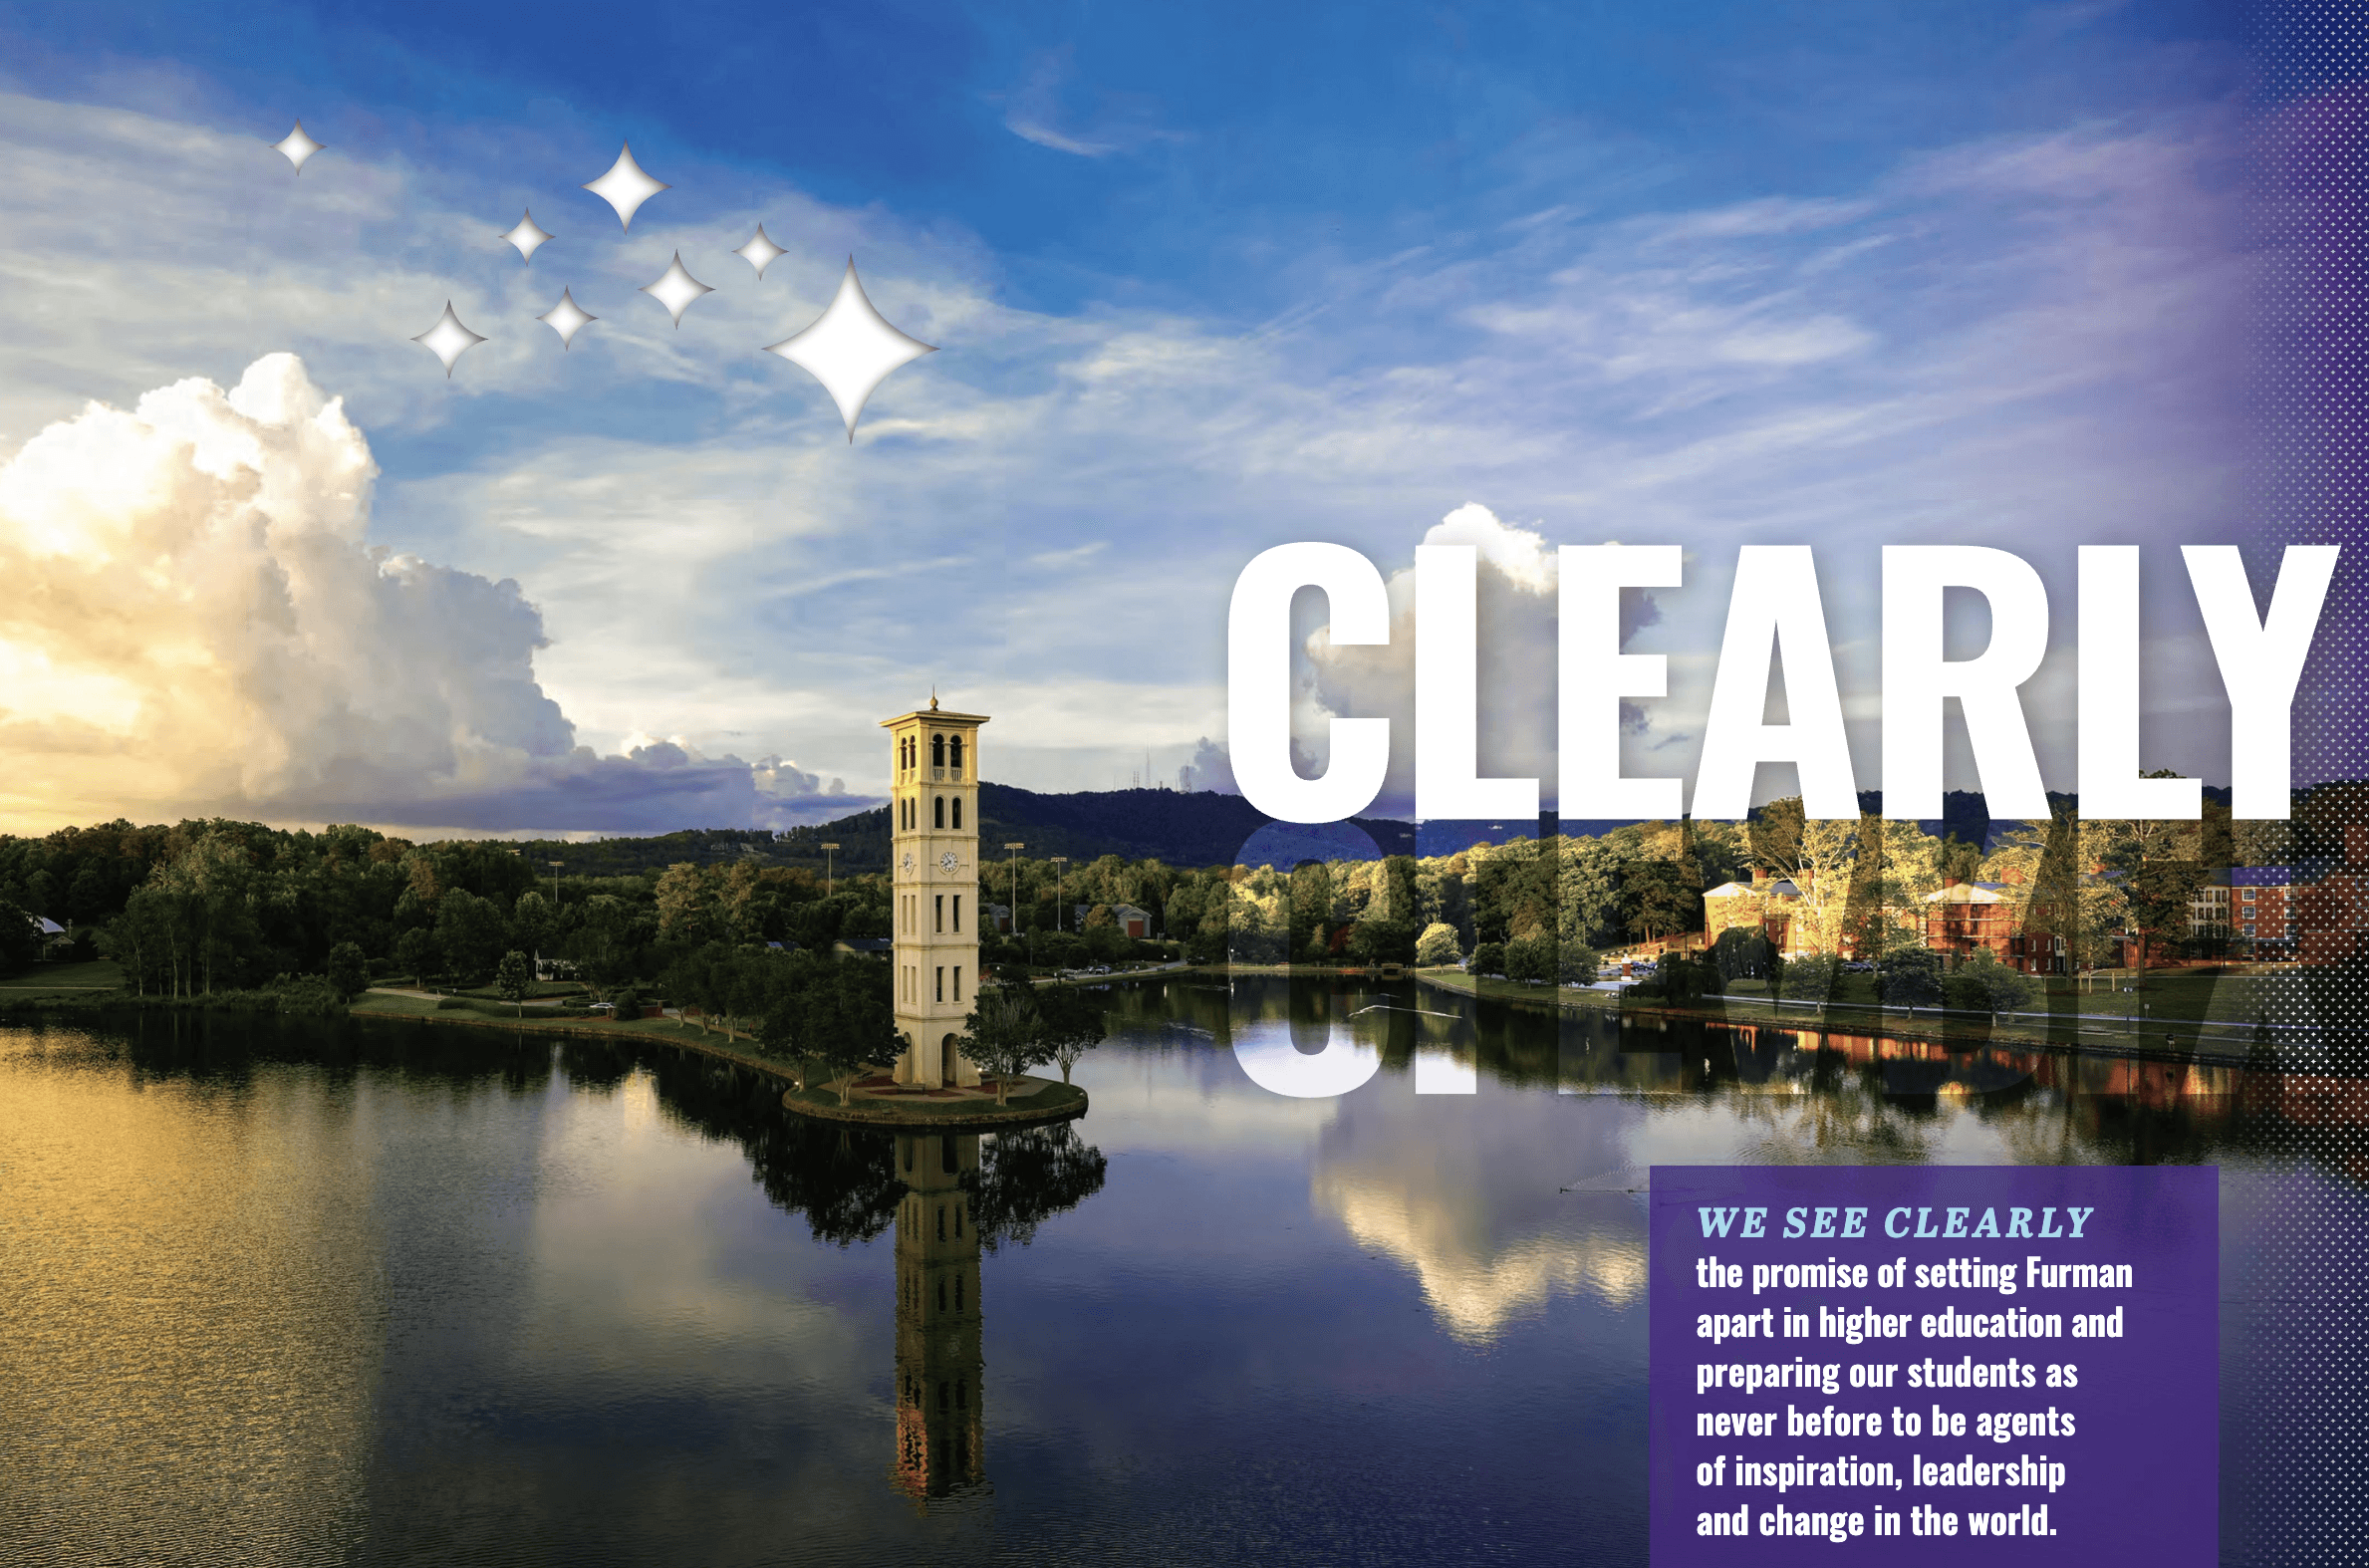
[0,1,2265,834]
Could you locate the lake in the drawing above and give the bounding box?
[2,975,2362,1566]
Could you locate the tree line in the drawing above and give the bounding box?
[0,787,2315,1002]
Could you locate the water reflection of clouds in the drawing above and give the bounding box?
[1070,1047,1343,1154]
[1309,1078,1651,1342]
[521,1067,879,1404]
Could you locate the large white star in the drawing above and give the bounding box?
[763,259,936,440]
[581,142,669,231]
[411,302,486,376]
[641,252,713,327]
[272,122,324,172]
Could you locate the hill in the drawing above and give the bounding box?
[777,785,1420,873]
[514,782,2246,880]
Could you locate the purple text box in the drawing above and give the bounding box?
[1650,1165,2217,1565]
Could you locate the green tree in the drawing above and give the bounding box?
[1470,940,1507,977]
[1347,915,1414,965]
[1503,930,1557,984]
[1037,985,1110,1085]
[496,949,534,1016]
[395,926,435,988]
[655,862,709,944]
[1945,949,2037,1016]
[1877,943,1944,1008]
[434,889,508,983]
[325,940,368,1000]
[1414,921,1462,967]
[1781,954,1842,1002]
[762,956,898,1105]
[0,901,39,976]
[1623,859,1700,945]
[2084,775,2205,974]
[511,889,554,957]
[1557,837,1625,950]
[960,986,1045,1106]
[1711,927,1776,984]
[1556,939,1601,985]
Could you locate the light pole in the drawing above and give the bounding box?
[1004,843,1025,947]
[1050,857,1069,932]
[821,842,839,896]
[547,861,562,906]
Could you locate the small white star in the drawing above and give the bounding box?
[272,122,324,172]
[411,302,486,377]
[539,289,597,350]
[735,224,787,278]
[582,142,669,231]
[764,259,936,440]
[501,209,554,262]
[641,252,713,327]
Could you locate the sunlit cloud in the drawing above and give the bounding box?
[0,354,873,834]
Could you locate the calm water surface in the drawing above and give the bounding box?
[3,977,2363,1566]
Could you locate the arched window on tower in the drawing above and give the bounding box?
[949,735,963,773]
[931,733,945,768]
[934,796,945,829]
[952,798,963,830]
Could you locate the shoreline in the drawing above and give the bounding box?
[4,966,2345,1078]
[1407,969,2332,1071]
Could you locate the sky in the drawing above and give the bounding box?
[0,0,2272,836]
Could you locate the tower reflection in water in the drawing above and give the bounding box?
[892,1132,985,1499]
[883,1123,1108,1504]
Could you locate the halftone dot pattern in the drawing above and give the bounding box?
[2243,3,2369,1563]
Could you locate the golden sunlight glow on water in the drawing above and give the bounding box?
[0,1027,385,1564]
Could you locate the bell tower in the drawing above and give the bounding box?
[883,696,987,1086]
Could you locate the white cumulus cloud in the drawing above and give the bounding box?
[0,355,870,835]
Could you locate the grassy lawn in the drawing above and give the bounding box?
[0,959,126,994]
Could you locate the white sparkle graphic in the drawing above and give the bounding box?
[641,252,713,327]
[582,142,669,231]
[411,302,487,376]
[763,259,936,440]
[539,289,597,349]
[272,122,324,172]
[501,209,554,262]
[735,224,787,278]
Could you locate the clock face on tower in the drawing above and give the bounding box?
[900,852,915,874]
[939,851,959,873]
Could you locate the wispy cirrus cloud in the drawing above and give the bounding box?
[996,46,1185,157]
